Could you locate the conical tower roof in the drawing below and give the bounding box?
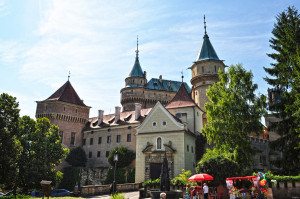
[197,16,220,61]
[166,83,197,109]
[46,80,87,106]
[129,36,144,77]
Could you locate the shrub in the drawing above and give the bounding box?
[111,193,125,199]
[108,146,135,168]
[265,172,300,182]
[2,195,30,199]
[59,166,80,191]
[104,168,126,184]
[171,169,192,186]
[143,178,160,187]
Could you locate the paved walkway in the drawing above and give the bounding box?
[88,191,141,199]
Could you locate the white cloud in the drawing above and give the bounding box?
[0,0,9,17]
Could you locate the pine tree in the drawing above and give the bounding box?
[264,6,300,175]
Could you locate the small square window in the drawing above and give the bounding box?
[162,121,167,126]
[88,152,92,158]
[97,151,101,158]
[106,151,110,157]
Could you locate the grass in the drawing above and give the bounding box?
[35,197,86,199]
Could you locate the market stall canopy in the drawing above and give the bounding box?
[188,173,214,182]
[226,176,257,181]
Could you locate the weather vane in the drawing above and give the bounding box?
[68,71,71,81]
[136,35,139,57]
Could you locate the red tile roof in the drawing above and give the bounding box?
[45,80,87,106]
[166,83,197,109]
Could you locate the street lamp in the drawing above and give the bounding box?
[112,153,118,193]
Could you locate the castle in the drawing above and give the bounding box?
[36,20,269,184]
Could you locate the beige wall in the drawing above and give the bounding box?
[184,132,196,172]
[82,124,138,168]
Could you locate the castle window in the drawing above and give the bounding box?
[162,121,167,126]
[59,131,63,143]
[88,152,92,158]
[127,134,131,142]
[45,105,47,111]
[214,65,217,73]
[76,109,78,113]
[152,122,157,127]
[107,135,111,143]
[97,151,101,158]
[202,66,204,73]
[157,137,162,150]
[106,151,110,157]
[64,106,66,111]
[70,132,76,146]
[98,137,102,144]
[90,138,93,145]
[187,145,189,152]
[83,139,86,146]
[191,146,194,153]
[195,91,197,96]
[116,135,121,143]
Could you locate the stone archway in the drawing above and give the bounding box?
[142,142,176,181]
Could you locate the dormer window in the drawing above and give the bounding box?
[157,137,162,150]
[152,122,157,127]
[162,121,167,126]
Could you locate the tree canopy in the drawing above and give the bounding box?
[65,147,87,167]
[264,6,300,174]
[108,146,135,168]
[203,64,266,171]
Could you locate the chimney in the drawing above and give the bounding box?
[115,106,121,122]
[134,103,142,120]
[159,75,162,83]
[98,110,104,126]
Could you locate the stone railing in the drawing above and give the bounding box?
[270,181,300,199]
[81,183,142,196]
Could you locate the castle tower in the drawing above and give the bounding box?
[36,80,90,148]
[121,36,147,111]
[190,16,225,110]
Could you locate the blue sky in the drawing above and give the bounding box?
[0,0,299,118]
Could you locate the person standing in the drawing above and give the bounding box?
[203,183,209,199]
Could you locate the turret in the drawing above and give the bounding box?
[190,16,225,110]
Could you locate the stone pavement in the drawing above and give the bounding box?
[88,191,141,199]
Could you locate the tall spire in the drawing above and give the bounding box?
[68,71,71,81]
[136,35,139,58]
[129,36,144,77]
[197,15,220,61]
[204,15,207,35]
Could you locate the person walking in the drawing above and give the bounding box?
[203,183,209,199]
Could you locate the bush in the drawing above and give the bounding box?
[171,169,192,186]
[127,168,135,183]
[111,193,125,199]
[143,178,160,187]
[2,195,30,199]
[108,146,135,168]
[265,172,300,182]
[104,168,126,184]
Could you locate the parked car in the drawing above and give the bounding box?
[51,189,72,197]
[31,190,44,197]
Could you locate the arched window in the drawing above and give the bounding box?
[157,137,162,150]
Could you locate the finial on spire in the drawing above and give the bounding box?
[181,70,184,83]
[68,71,71,81]
[135,35,139,58]
[204,15,207,35]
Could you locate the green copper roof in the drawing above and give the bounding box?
[197,34,220,61]
[129,36,144,77]
[129,56,144,77]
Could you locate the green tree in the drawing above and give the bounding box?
[264,6,300,174]
[26,118,68,188]
[65,147,87,167]
[203,64,266,171]
[0,93,22,189]
[196,148,240,185]
[107,146,135,168]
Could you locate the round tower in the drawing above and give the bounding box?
[121,36,147,111]
[190,16,225,110]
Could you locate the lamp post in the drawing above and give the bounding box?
[112,153,118,193]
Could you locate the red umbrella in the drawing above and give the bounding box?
[188,173,214,182]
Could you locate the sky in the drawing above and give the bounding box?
[0,0,299,118]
